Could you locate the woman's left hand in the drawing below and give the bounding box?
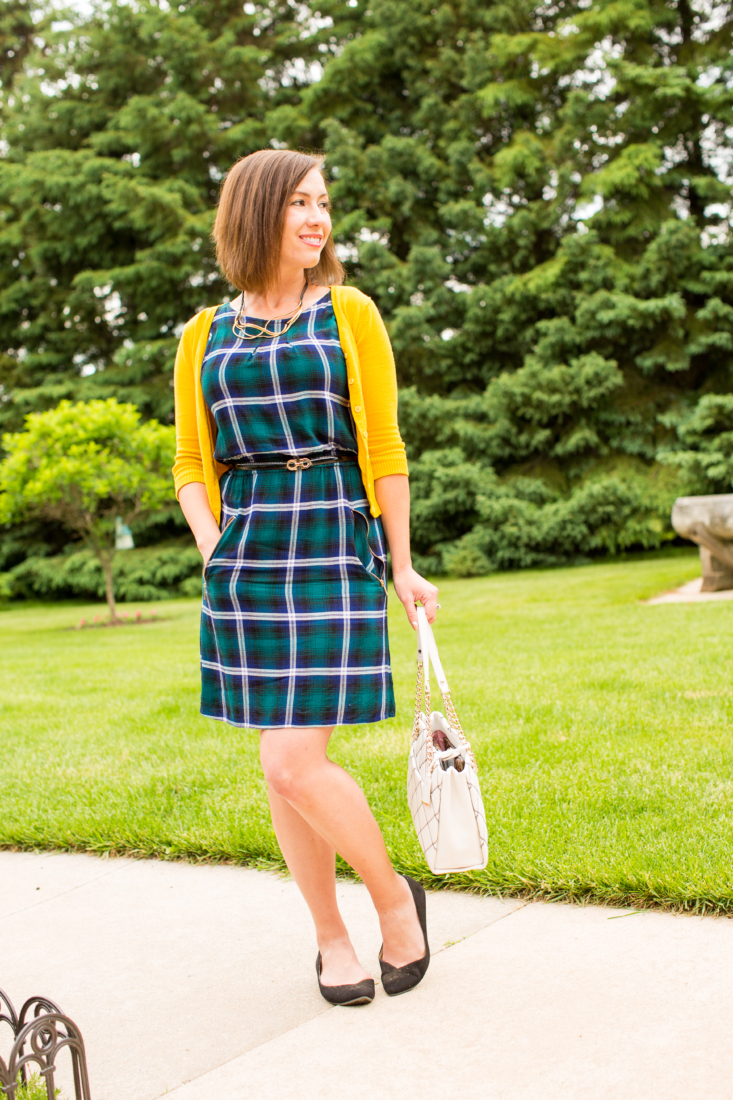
[392,566,439,628]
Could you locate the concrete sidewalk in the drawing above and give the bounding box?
[1,851,730,1100]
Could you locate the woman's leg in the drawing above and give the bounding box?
[267,783,372,985]
[260,726,424,985]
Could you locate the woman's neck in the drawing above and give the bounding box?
[231,267,328,318]
[249,267,307,314]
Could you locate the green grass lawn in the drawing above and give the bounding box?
[2,548,732,913]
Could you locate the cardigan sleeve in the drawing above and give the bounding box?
[172,318,206,497]
[355,298,409,479]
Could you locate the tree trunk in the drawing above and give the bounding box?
[99,552,118,622]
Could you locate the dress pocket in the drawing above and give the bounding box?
[348,504,387,591]
[203,515,238,579]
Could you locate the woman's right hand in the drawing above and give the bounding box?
[178,483,222,568]
[199,537,220,568]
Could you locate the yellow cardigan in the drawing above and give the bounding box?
[172,285,408,523]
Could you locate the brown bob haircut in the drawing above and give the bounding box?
[212,149,345,294]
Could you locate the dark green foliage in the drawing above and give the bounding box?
[660,394,733,493]
[309,0,733,567]
[408,448,674,573]
[0,514,70,572]
[0,0,328,430]
[2,0,733,578]
[6,542,202,602]
[448,474,672,574]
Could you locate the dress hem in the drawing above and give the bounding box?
[200,709,396,730]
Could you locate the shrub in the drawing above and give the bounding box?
[7,543,202,603]
[0,399,175,620]
[409,449,676,576]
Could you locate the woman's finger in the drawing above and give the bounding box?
[418,588,439,624]
[402,592,419,629]
[407,585,439,624]
[395,574,439,629]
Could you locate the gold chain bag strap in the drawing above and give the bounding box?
[406,606,488,874]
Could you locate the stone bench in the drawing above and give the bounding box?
[671,494,733,591]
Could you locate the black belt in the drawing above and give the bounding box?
[227,454,357,472]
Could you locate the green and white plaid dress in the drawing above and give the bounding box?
[199,292,395,729]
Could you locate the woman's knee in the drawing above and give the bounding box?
[260,727,333,800]
[262,757,306,801]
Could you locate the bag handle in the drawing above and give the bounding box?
[413,605,478,773]
[416,605,449,695]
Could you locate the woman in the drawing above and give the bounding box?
[173,149,439,1005]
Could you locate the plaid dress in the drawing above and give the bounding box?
[199,292,395,729]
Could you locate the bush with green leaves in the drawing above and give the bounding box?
[6,542,202,603]
[408,448,676,575]
[0,398,176,616]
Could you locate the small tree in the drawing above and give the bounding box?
[0,399,175,620]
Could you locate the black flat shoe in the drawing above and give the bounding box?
[379,875,430,996]
[316,953,375,1006]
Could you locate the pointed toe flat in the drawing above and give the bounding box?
[316,953,375,1006]
[379,875,430,997]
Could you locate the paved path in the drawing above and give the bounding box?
[1,851,731,1099]
[646,576,733,603]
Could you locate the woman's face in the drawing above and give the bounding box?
[281,167,332,272]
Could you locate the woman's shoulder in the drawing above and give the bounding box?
[331,284,373,309]
[330,285,380,325]
[179,303,226,343]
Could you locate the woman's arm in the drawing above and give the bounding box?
[355,298,409,481]
[375,473,439,628]
[179,482,222,567]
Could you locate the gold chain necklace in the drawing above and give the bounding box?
[232,281,308,341]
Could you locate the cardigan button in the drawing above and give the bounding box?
[354,405,362,412]
[349,377,355,384]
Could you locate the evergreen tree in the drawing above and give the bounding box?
[2,0,733,574]
[297,0,733,569]
[0,0,329,430]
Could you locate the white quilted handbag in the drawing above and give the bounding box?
[407,606,488,873]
